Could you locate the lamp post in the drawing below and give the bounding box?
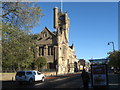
[108,42,115,52]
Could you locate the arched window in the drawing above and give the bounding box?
[43,33,47,37]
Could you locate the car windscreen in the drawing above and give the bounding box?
[16,71,25,76]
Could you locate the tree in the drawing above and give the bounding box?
[2,25,34,71]
[2,2,43,30]
[35,57,47,71]
[108,51,120,67]
[2,2,43,72]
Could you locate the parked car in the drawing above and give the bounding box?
[15,70,45,84]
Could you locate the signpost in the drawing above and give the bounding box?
[89,59,108,88]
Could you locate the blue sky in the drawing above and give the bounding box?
[32,2,118,61]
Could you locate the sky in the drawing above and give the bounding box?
[32,2,118,61]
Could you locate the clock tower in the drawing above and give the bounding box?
[53,7,70,74]
[54,7,70,41]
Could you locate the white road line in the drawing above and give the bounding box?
[50,78,68,82]
[34,83,43,86]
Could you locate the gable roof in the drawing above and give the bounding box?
[40,27,56,37]
[69,43,74,50]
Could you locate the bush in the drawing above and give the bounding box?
[35,57,47,70]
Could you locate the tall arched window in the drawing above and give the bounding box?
[39,46,44,56]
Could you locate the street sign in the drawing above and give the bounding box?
[91,64,108,87]
[89,59,108,64]
[89,59,108,87]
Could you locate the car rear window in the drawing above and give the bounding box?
[16,71,25,76]
[26,72,32,75]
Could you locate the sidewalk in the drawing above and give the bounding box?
[45,72,81,80]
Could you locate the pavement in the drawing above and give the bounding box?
[2,72,120,89]
[45,72,81,80]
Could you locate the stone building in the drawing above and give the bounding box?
[35,7,78,74]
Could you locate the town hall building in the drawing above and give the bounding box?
[35,7,78,74]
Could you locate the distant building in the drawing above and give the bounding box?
[78,59,90,71]
[79,59,86,66]
[35,7,78,74]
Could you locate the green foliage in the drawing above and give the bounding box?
[108,51,120,67]
[2,25,35,71]
[1,2,43,72]
[35,57,47,70]
[2,2,43,30]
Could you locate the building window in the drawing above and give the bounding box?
[48,46,50,55]
[39,46,44,56]
[48,46,53,55]
[43,33,47,37]
[42,47,44,56]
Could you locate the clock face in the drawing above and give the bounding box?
[59,16,64,20]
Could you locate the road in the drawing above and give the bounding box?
[2,73,83,89]
[1,72,120,89]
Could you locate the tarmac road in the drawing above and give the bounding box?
[2,73,83,89]
[1,72,120,89]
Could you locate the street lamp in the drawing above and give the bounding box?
[108,42,115,52]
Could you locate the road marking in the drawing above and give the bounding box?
[50,78,68,82]
[49,75,80,83]
[34,83,43,86]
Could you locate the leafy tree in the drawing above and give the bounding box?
[35,57,47,70]
[2,2,43,71]
[2,25,34,71]
[108,51,120,67]
[29,34,39,59]
[2,2,43,30]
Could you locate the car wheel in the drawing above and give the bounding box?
[41,77,45,82]
[29,78,33,84]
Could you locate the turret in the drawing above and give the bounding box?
[54,7,58,29]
